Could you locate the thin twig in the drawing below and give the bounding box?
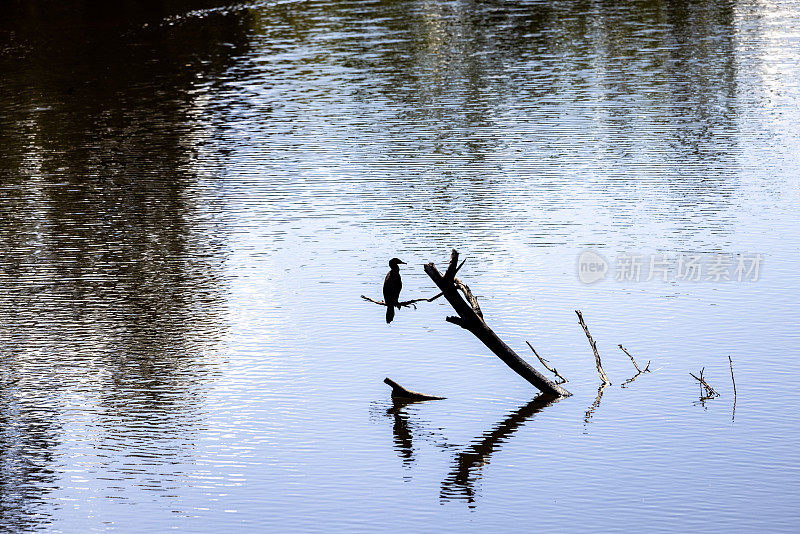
[361,292,443,309]
[525,341,568,383]
[693,367,718,405]
[575,310,611,385]
[729,356,737,421]
[619,344,650,387]
[690,369,719,397]
[618,344,650,374]
[453,257,467,277]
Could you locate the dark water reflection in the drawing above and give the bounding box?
[225,0,748,256]
[0,383,60,531]
[1,0,799,531]
[1,1,245,529]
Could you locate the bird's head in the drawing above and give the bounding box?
[389,257,406,268]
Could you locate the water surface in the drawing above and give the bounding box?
[1,0,800,531]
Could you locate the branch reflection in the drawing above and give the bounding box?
[584,382,609,429]
[440,395,559,505]
[373,398,455,472]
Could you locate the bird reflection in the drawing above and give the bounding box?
[378,397,454,470]
[440,395,559,505]
[386,398,418,467]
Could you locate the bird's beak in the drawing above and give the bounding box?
[399,260,407,264]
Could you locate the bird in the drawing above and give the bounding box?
[383,257,406,323]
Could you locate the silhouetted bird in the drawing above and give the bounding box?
[383,257,406,323]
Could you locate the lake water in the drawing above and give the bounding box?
[2,0,800,531]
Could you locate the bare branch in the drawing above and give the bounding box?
[525,341,568,383]
[729,356,737,421]
[453,257,467,277]
[690,370,720,398]
[361,292,443,308]
[575,310,611,385]
[361,295,387,306]
[618,344,650,374]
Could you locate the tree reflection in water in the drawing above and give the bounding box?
[0,376,60,532]
[374,394,559,505]
[440,395,559,505]
[0,1,248,530]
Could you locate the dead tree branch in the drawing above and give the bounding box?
[425,249,570,397]
[384,377,445,400]
[575,310,611,385]
[525,341,568,383]
[728,356,736,397]
[618,344,650,387]
[729,356,737,421]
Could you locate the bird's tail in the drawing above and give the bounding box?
[386,305,395,324]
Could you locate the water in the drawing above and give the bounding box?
[1,0,800,531]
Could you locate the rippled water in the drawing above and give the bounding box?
[2,0,800,531]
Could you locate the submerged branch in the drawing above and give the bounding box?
[576,310,611,385]
[621,369,647,387]
[690,368,720,398]
[729,356,737,421]
[384,377,446,400]
[618,344,650,387]
[621,370,646,387]
[525,341,567,383]
[618,344,650,374]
